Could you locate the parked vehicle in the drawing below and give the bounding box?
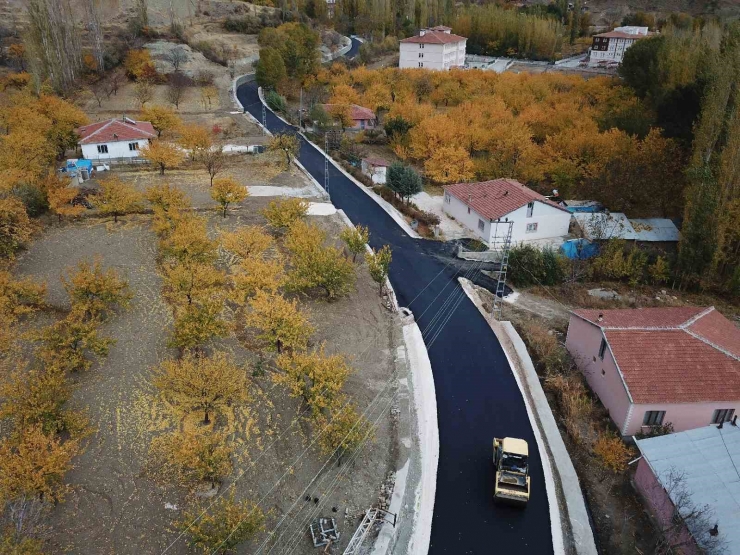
[492,437,530,505]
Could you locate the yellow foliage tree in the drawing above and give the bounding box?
[260,198,308,232]
[162,262,226,308]
[140,105,182,137]
[339,225,369,263]
[220,226,274,260]
[0,197,33,260]
[245,289,313,353]
[0,425,80,504]
[316,403,374,464]
[140,141,185,175]
[62,258,132,320]
[45,174,84,221]
[267,133,300,170]
[365,245,392,295]
[232,257,285,302]
[149,429,233,487]
[160,215,217,265]
[169,299,229,351]
[210,177,248,218]
[424,146,475,184]
[35,312,113,373]
[146,183,192,237]
[96,175,143,223]
[153,352,248,424]
[275,344,351,416]
[177,124,213,161]
[593,432,633,473]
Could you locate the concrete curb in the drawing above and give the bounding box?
[322,35,353,62]
[459,278,598,555]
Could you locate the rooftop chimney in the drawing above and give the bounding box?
[597,313,603,322]
[733,415,737,426]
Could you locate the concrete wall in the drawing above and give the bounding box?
[633,458,699,555]
[81,139,149,160]
[627,401,740,437]
[443,193,570,245]
[565,316,633,434]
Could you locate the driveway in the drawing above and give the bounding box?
[237,81,554,555]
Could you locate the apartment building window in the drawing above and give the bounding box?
[419,53,423,58]
[128,142,138,151]
[478,219,485,231]
[598,337,607,359]
[525,223,538,233]
[643,411,666,426]
[419,44,424,49]
[526,201,534,217]
[97,144,108,154]
[712,408,735,424]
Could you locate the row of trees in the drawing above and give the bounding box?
[0,259,132,552]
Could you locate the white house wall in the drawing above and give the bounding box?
[81,139,149,161]
[399,40,466,70]
[443,194,570,244]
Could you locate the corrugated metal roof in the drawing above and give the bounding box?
[573,212,680,242]
[636,425,740,554]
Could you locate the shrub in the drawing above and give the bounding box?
[192,41,227,66]
[589,239,648,285]
[593,432,633,473]
[508,245,567,287]
[522,321,568,376]
[373,186,440,226]
[265,90,287,112]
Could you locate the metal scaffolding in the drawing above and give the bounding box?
[342,508,396,555]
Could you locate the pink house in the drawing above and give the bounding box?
[321,104,376,130]
[565,307,740,436]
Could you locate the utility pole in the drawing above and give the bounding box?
[262,104,267,135]
[299,87,303,131]
[324,134,330,200]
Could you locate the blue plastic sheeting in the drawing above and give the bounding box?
[560,238,599,259]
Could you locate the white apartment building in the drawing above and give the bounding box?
[399,26,466,71]
[589,26,651,66]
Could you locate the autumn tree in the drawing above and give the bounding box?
[166,73,188,109]
[203,146,225,187]
[45,174,84,221]
[96,175,143,223]
[0,198,33,259]
[160,215,217,265]
[275,344,350,416]
[134,80,153,108]
[169,299,229,351]
[141,105,182,137]
[174,493,265,554]
[153,353,248,424]
[150,430,232,488]
[339,225,369,263]
[232,257,285,302]
[146,183,192,236]
[0,425,80,504]
[178,124,212,161]
[211,177,248,217]
[35,312,112,373]
[285,221,356,299]
[124,49,154,80]
[260,198,308,232]
[245,290,313,353]
[366,245,392,295]
[593,432,633,474]
[0,272,45,351]
[267,133,300,170]
[162,262,225,308]
[424,146,475,184]
[62,258,132,320]
[317,404,374,465]
[220,226,274,260]
[140,141,185,175]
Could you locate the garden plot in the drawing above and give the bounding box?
[10,192,396,554]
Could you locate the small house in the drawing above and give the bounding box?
[361,157,389,184]
[320,104,376,130]
[566,307,740,436]
[76,116,156,161]
[573,212,680,251]
[442,179,571,245]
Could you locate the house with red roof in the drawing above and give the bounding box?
[320,104,376,130]
[442,179,571,244]
[565,307,740,436]
[589,26,652,67]
[399,27,467,70]
[76,116,156,160]
[361,157,389,184]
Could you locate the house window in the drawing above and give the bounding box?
[467,207,471,214]
[419,53,424,58]
[643,411,666,426]
[128,142,138,151]
[420,44,424,49]
[527,201,534,217]
[418,62,423,68]
[712,409,735,424]
[598,337,607,360]
[478,219,485,231]
[97,144,108,154]
[525,223,538,233]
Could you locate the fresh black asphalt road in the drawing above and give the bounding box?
[345,36,362,59]
[237,82,554,554]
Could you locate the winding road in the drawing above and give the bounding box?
[237,76,554,554]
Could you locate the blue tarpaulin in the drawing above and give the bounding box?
[560,238,599,259]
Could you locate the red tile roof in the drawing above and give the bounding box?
[321,104,375,122]
[76,117,156,145]
[400,30,467,44]
[444,179,569,221]
[572,307,740,403]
